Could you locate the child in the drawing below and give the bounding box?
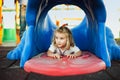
[47,24,82,59]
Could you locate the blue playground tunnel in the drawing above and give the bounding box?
[7,0,120,69]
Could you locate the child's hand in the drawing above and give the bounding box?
[65,51,81,59]
[52,53,61,59]
[47,50,61,59]
[65,53,77,59]
[47,52,61,59]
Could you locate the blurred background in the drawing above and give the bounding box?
[0,0,120,45]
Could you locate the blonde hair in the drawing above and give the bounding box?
[53,25,74,50]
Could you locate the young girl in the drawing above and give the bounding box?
[47,24,82,59]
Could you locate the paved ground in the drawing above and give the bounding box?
[0,43,120,80]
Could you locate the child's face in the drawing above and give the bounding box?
[55,32,67,49]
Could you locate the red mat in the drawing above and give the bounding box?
[24,51,106,76]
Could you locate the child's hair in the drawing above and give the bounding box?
[53,24,74,50]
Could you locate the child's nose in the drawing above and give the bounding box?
[57,39,61,43]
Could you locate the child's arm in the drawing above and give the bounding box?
[47,50,61,59]
[75,50,82,56]
[47,44,61,59]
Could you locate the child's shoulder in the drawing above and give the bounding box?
[70,45,78,48]
[70,45,80,51]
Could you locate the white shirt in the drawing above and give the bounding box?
[48,44,80,55]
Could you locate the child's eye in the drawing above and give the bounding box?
[55,36,58,39]
[60,38,64,39]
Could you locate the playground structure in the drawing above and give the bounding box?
[15,0,20,44]
[0,0,20,45]
[0,0,3,45]
[5,0,120,76]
